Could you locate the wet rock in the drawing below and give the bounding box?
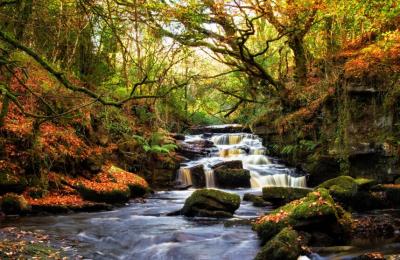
[189,125,250,134]
[262,187,310,205]
[214,167,250,189]
[253,188,352,244]
[211,160,243,169]
[186,165,206,188]
[0,193,31,215]
[223,218,253,227]
[181,189,240,218]
[243,193,272,207]
[177,140,215,159]
[169,133,185,141]
[255,227,303,260]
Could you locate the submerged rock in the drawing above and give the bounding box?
[253,188,351,244]
[262,187,310,205]
[181,189,240,218]
[255,227,303,260]
[214,166,251,189]
[243,193,272,207]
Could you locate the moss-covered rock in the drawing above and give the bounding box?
[181,189,240,218]
[317,176,383,210]
[243,193,272,207]
[253,188,351,244]
[77,180,131,204]
[317,176,358,201]
[0,193,31,215]
[255,227,303,260]
[214,166,250,188]
[262,187,310,205]
[98,165,149,198]
[354,178,376,191]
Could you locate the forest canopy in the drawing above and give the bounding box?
[0,0,399,129]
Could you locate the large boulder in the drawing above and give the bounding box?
[253,188,351,244]
[97,165,149,198]
[214,166,250,188]
[77,180,131,204]
[181,189,240,218]
[262,187,310,205]
[72,164,149,204]
[317,176,359,201]
[317,176,383,210]
[255,227,303,260]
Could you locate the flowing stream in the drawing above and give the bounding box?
[7,127,394,259]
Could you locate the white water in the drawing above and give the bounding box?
[177,129,307,189]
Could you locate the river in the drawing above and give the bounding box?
[3,129,397,259]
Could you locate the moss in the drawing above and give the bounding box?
[255,227,302,260]
[254,188,351,244]
[354,178,376,190]
[0,193,31,215]
[214,167,250,188]
[181,189,240,218]
[317,176,358,201]
[262,187,310,204]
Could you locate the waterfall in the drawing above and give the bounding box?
[219,148,245,158]
[211,134,255,145]
[250,172,306,188]
[250,148,266,155]
[176,127,308,189]
[205,168,216,188]
[244,155,270,165]
[177,168,192,186]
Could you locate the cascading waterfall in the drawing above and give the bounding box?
[205,168,216,188]
[177,168,192,186]
[176,129,307,189]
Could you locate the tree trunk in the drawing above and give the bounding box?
[288,35,307,86]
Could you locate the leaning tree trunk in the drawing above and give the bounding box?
[288,35,308,86]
